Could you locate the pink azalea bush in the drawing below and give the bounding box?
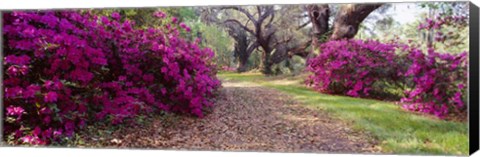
[3,10,221,145]
[306,39,402,97]
[399,46,467,118]
[306,39,468,118]
[417,15,468,44]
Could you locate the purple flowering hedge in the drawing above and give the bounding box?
[3,11,221,145]
[306,39,467,119]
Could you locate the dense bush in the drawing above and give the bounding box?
[306,40,402,97]
[306,39,467,118]
[417,14,469,53]
[3,10,221,145]
[399,47,467,118]
[417,15,468,44]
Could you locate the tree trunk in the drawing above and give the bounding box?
[226,23,258,73]
[236,60,248,72]
[256,33,274,74]
[307,4,330,55]
[256,43,275,75]
[330,4,383,40]
[307,4,330,38]
[236,43,258,73]
[233,32,249,72]
[261,59,273,75]
[222,6,275,74]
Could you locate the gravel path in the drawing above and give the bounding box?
[80,80,379,153]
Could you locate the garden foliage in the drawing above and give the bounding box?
[306,39,467,118]
[3,10,221,145]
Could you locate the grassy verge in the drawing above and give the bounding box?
[217,72,468,155]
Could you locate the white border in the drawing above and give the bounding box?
[0,147,441,157]
[0,0,476,157]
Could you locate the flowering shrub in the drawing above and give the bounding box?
[398,14,468,118]
[417,15,468,43]
[306,39,468,118]
[399,47,468,118]
[417,14,469,54]
[3,10,220,145]
[305,39,402,97]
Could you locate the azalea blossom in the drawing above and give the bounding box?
[44,92,58,103]
[3,10,220,145]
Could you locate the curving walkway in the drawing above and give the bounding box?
[79,80,379,153]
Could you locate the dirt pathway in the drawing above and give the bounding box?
[80,80,379,153]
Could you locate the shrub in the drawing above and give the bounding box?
[306,39,468,118]
[417,15,469,53]
[399,47,468,118]
[2,10,221,145]
[417,15,468,44]
[305,39,402,97]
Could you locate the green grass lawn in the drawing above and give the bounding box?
[217,72,468,155]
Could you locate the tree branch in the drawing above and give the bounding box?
[224,19,256,35]
[288,39,312,58]
[258,6,274,24]
[273,35,294,48]
[296,21,310,30]
[221,6,258,24]
[246,42,259,55]
[265,10,275,27]
[330,3,383,40]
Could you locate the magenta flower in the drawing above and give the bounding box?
[5,87,23,98]
[4,55,31,65]
[43,116,51,124]
[39,107,52,115]
[53,80,63,90]
[64,121,75,132]
[453,92,464,108]
[14,130,23,138]
[42,128,53,138]
[78,120,86,128]
[21,135,36,144]
[23,85,40,98]
[306,38,467,118]
[6,106,25,116]
[53,129,63,137]
[153,11,166,18]
[39,14,58,28]
[3,10,221,145]
[179,22,187,28]
[70,69,94,83]
[143,74,154,83]
[192,108,203,118]
[119,76,127,82]
[111,12,120,20]
[44,92,58,103]
[92,57,107,65]
[32,126,42,136]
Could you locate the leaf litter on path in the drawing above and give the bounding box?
[77,79,380,153]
